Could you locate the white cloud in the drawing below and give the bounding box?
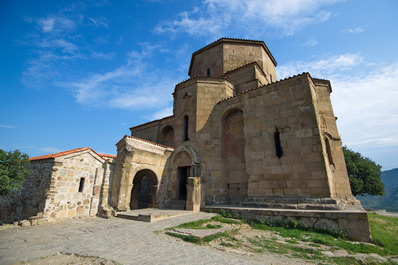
[302,38,319,47]
[342,27,364,34]
[331,63,398,149]
[0,125,16,128]
[37,15,76,33]
[152,106,174,120]
[277,53,363,78]
[38,17,55,32]
[61,44,180,112]
[278,55,398,168]
[39,147,62,153]
[155,0,343,37]
[88,17,109,28]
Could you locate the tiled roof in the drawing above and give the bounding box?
[129,115,174,130]
[122,135,174,150]
[30,147,115,161]
[99,153,117,159]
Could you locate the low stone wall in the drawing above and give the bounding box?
[202,206,371,242]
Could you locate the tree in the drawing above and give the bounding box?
[343,146,384,196]
[0,149,30,196]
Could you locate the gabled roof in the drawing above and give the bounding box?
[188,37,277,76]
[217,72,312,104]
[29,147,115,161]
[117,135,174,150]
[129,115,174,130]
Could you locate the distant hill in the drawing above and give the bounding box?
[357,168,398,212]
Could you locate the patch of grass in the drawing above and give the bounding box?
[249,237,372,265]
[165,232,201,244]
[250,221,387,256]
[211,215,241,224]
[206,224,222,229]
[202,232,230,242]
[167,215,240,231]
[220,242,234,247]
[172,218,211,229]
[368,213,398,255]
[165,231,230,245]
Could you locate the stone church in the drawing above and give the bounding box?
[112,38,355,211]
[1,38,371,241]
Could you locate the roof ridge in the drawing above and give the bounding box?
[192,37,264,56]
[124,135,174,149]
[222,61,267,77]
[30,147,116,161]
[217,72,310,104]
[129,115,174,130]
[99,153,117,159]
[188,37,277,76]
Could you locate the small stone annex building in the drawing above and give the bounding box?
[0,148,115,224]
[1,38,371,241]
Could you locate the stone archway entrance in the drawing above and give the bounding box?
[130,169,158,209]
[167,146,201,211]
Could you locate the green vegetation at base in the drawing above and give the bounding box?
[165,231,230,244]
[368,213,398,255]
[163,212,398,265]
[167,215,241,230]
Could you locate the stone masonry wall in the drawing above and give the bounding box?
[43,152,106,220]
[190,74,335,206]
[130,116,175,145]
[223,43,277,82]
[313,79,353,199]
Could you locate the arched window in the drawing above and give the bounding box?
[325,138,334,165]
[159,125,174,146]
[221,109,248,202]
[274,128,283,158]
[183,115,189,141]
[207,68,210,77]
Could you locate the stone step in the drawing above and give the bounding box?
[165,200,186,210]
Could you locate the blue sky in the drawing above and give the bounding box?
[0,0,397,170]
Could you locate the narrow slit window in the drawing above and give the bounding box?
[78,177,85,192]
[207,68,210,77]
[183,115,189,141]
[325,138,334,165]
[270,75,273,83]
[274,128,283,158]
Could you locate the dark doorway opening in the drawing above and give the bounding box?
[177,167,190,200]
[130,169,158,209]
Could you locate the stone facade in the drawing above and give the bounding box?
[0,148,115,224]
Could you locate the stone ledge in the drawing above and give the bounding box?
[202,205,372,242]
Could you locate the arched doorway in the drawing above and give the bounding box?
[130,169,158,209]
